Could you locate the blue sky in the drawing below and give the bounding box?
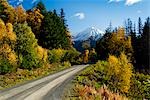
[9,0,150,35]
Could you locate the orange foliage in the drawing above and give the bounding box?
[6,23,16,41]
[0,19,17,68]
[0,19,16,42]
[15,5,27,23]
[75,84,128,100]
[0,44,17,66]
[0,19,6,40]
[83,49,89,63]
[26,8,44,34]
[36,46,48,63]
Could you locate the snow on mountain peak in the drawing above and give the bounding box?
[74,27,104,41]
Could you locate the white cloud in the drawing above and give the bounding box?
[125,0,142,6]
[74,13,85,20]
[109,0,123,3]
[108,0,142,6]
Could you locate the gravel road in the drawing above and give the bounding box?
[0,65,88,100]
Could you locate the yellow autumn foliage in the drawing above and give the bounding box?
[6,23,16,41]
[83,49,89,63]
[26,8,44,29]
[0,44,17,66]
[107,53,133,93]
[119,53,133,93]
[108,55,120,76]
[0,19,17,72]
[36,46,48,63]
[15,5,26,23]
[7,52,18,66]
[116,27,125,39]
[0,43,11,53]
[0,19,16,42]
[0,19,6,40]
[54,48,65,58]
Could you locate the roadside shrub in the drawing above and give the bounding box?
[47,50,55,63]
[83,49,89,64]
[48,48,66,63]
[77,53,133,94]
[0,59,13,74]
[65,63,128,100]
[107,53,133,93]
[128,73,150,99]
[0,44,17,66]
[70,84,128,100]
[61,61,71,68]
[20,53,41,70]
[89,48,97,63]
[36,46,48,63]
[62,48,80,64]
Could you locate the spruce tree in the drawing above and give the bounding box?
[39,9,72,50]
[138,17,143,35]
[36,1,47,15]
[140,17,150,70]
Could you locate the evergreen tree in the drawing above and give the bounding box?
[130,23,137,64]
[60,8,67,26]
[138,17,143,35]
[134,17,150,72]
[140,17,150,70]
[106,22,112,33]
[36,1,47,15]
[125,18,133,35]
[60,8,72,48]
[39,10,72,50]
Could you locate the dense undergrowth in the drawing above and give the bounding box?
[64,53,150,100]
[0,48,81,90]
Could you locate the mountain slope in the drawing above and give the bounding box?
[73,27,104,41]
[73,27,104,52]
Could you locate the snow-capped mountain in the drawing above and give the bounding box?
[73,27,104,52]
[73,27,104,41]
